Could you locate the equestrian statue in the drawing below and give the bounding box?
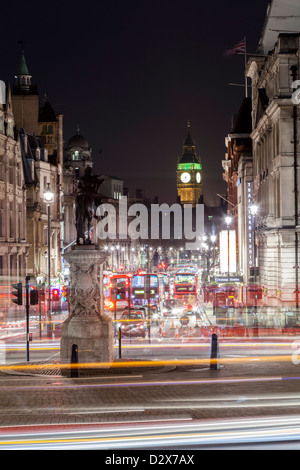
[75,167,103,245]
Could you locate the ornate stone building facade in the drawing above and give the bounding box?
[12,51,63,285]
[246,29,300,323]
[223,97,253,282]
[0,82,29,319]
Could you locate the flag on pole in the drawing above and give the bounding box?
[224,37,246,56]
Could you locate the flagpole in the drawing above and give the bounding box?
[244,37,248,98]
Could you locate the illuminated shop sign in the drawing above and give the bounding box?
[247,182,253,268]
[219,230,236,274]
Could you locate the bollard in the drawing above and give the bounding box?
[70,343,79,378]
[118,327,122,359]
[210,333,220,370]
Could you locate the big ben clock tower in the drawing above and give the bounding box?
[177,121,202,206]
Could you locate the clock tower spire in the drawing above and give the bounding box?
[177,121,202,206]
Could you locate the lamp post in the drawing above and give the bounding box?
[43,183,54,336]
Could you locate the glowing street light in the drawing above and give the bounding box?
[43,183,54,336]
[249,204,258,216]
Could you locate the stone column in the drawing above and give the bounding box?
[60,245,113,364]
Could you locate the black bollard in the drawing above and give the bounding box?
[118,327,122,359]
[70,343,79,378]
[210,333,220,370]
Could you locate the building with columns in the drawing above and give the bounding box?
[246,0,300,325]
[223,97,253,283]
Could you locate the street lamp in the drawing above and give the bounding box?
[43,183,54,336]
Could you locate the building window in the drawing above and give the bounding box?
[72,151,80,161]
[17,163,21,187]
[18,255,22,279]
[9,201,13,238]
[7,120,13,137]
[18,203,22,239]
[9,163,14,185]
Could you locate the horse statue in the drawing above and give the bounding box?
[75,167,103,245]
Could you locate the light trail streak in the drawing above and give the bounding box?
[112,341,295,348]
[0,374,299,391]
[1,415,300,449]
[0,354,296,374]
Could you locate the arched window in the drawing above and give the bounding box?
[48,125,53,134]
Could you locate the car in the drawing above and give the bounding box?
[162,299,184,317]
[149,305,162,325]
[118,309,146,338]
[125,305,161,324]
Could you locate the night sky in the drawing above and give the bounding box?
[1,0,269,205]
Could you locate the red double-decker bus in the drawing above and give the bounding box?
[131,273,164,309]
[103,274,131,310]
[173,272,197,303]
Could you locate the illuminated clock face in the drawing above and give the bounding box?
[196,172,201,183]
[181,172,191,183]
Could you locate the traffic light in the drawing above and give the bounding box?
[30,289,39,305]
[62,286,66,302]
[12,283,22,305]
[52,288,59,302]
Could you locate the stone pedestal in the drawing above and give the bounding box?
[60,245,113,364]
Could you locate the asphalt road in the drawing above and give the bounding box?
[1,323,300,450]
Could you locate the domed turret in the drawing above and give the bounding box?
[64,125,93,178]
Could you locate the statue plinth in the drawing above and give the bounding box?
[60,245,113,364]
